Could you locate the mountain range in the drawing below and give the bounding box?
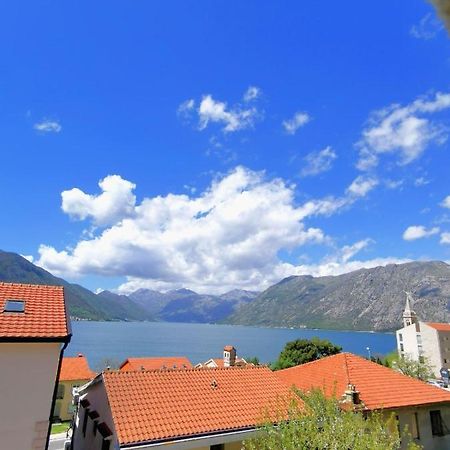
[0,250,258,323]
[226,261,450,331]
[1,249,450,331]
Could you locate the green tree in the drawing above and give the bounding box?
[272,337,342,370]
[243,389,421,450]
[393,355,434,381]
[245,356,260,366]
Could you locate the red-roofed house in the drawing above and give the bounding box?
[276,352,450,449]
[119,356,192,371]
[71,366,291,449]
[55,354,95,421]
[0,282,71,450]
[396,294,450,377]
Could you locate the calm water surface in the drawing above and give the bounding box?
[66,321,396,369]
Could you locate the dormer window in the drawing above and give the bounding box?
[3,300,25,313]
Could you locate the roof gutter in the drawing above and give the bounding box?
[121,428,257,450]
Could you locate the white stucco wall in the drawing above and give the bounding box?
[393,404,450,450]
[72,379,119,450]
[396,323,420,361]
[0,342,61,450]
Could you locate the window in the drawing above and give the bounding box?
[3,300,25,313]
[399,333,403,342]
[430,410,444,436]
[210,445,224,450]
[445,359,448,364]
[419,356,425,363]
[93,421,97,436]
[56,384,65,400]
[411,412,420,440]
[400,343,404,352]
[102,440,110,450]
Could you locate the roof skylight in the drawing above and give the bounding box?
[4,299,25,313]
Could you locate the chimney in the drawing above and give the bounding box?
[344,384,360,405]
[223,345,237,367]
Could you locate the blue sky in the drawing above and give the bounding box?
[1,1,450,294]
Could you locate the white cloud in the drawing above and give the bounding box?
[34,119,62,133]
[177,99,195,117]
[441,195,450,209]
[283,239,410,279]
[384,179,404,190]
[300,146,337,177]
[414,177,430,187]
[441,232,450,244]
[282,112,311,135]
[356,92,450,170]
[243,86,261,102]
[198,95,259,132]
[403,225,440,241]
[410,13,443,40]
[346,175,379,197]
[179,88,262,133]
[36,167,378,294]
[21,254,34,263]
[61,175,136,226]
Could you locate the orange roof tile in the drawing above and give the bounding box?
[0,283,70,340]
[59,354,95,381]
[426,322,450,332]
[275,352,450,410]
[102,367,291,446]
[119,357,192,371]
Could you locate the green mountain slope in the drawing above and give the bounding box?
[225,261,450,331]
[0,250,152,321]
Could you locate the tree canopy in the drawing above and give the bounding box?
[393,355,434,381]
[272,337,342,370]
[243,389,420,450]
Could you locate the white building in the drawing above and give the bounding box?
[0,282,71,450]
[396,293,450,377]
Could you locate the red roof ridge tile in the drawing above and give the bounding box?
[0,281,64,289]
[108,365,268,376]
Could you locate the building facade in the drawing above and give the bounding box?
[0,282,71,450]
[396,293,450,377]
[54,354,95,422]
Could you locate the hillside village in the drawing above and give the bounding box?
[2,281,450,450]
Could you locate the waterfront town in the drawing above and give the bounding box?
[2,281,450,450]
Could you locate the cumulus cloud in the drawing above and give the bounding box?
[356,91,450,170]
[37,167,377,293]
[283,238,410,280]
[61,175,136,226]
[243,86,261,102]
[441,195,450,209]
[403,225,440,241]
[179,87,262,133]
[410,13,443,40]
[346,175,379,197]
[282,112,311,135]
[441,232,450,244]
[34,119,62,133]
[300,146,337,177]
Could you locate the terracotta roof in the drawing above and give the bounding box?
[426,322,450,332]
[0,283,69,339]
[119,357,192,371]
[59,354,95,381]
[102,367,291,446]
[275,352,450,410]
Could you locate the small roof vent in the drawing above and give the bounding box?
[4,299,25,313]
